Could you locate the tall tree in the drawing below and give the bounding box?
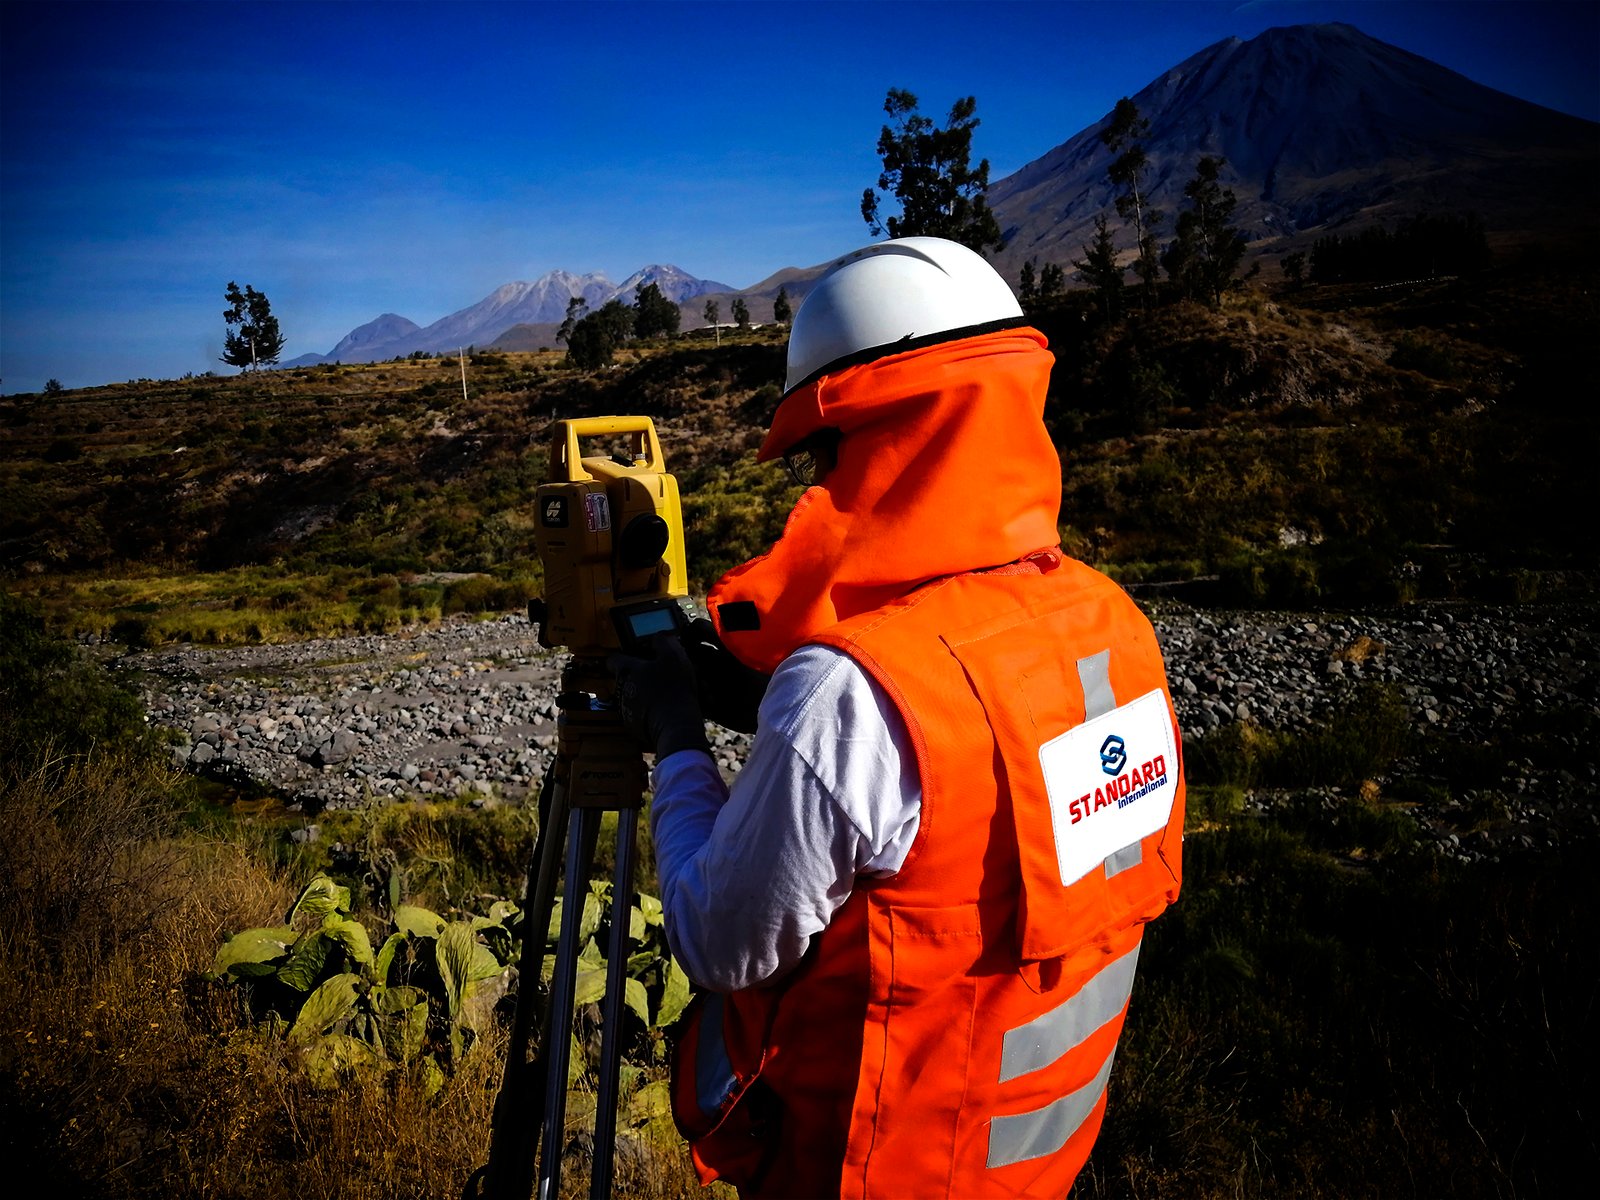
[773,286,792,324]
[556,296,588,344]
[731,297,750,329]
[1161,156,1249,308]
[633,281,680,339]
[1038,262,1065,303]
[1100,99,1162,304]
[1280,252,1306,290]
[565,317,613,371]
[860,88,1003,254]
[593,299,635,344]
[1073,213,1125,321]
[564,300,635,370]
[1018,260,1037,306]
[220,282,286,371]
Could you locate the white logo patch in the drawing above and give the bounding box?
[1038,689,1178,886]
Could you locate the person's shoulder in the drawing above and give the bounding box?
[768,643,869,708]
[759,643,900,734]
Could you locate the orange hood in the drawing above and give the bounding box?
[707,327,1062,673]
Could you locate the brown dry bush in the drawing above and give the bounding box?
[0,716,706,1197]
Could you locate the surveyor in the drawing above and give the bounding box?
[609,236,1187,1198]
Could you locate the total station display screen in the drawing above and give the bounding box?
[625,607,679,637]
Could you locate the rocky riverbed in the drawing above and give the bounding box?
[114,600,1599,864]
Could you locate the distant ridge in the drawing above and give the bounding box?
[284,265,732,366]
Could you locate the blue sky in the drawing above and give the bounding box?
[2,0,1595,392]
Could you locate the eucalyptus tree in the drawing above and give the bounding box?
[1100,99,1162,304]
[221,282,286,371]
[861,88,1003,255]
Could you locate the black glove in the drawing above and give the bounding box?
[607,632,712,759]
[681,618,771,735]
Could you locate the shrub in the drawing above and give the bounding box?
[1388,332,1464,380]
[42,437,82,462]
[0,593,155,777]
[110,613,159,649]
[440,575,536,615]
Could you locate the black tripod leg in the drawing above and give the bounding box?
[471,760,571,1200]
[537,806,600,1200]
[590,806,639,1199]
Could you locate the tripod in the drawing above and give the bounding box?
[467,656,648,1200]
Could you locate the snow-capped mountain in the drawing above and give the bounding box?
[287,265,733,366]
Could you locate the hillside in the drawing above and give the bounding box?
[3,259,1595,645]
[989,22,1600,279]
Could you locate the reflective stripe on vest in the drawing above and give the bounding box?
[1077,649,1115,721]
[986,931,1140,1169]
[987,1046,1118,1169]
[1079,650,1147,881]
[997,940,1141,1083]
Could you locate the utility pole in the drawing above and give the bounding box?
[460,348,469,404]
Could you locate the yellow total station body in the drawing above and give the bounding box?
[532,417,688,657]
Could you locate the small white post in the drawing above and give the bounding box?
[459,348,469,403]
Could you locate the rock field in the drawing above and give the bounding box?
[118,600,1598,865]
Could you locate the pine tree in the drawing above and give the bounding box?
[1161,156,1248,308]
[1018,260,1037,306]
[1073,213,1125,321]
[1038,262,1065,303]
[633,282,680,339]
[861,89,1003,254]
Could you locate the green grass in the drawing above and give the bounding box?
[8,565,541,647]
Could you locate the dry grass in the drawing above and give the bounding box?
[0,730,712,1199]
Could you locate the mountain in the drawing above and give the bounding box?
[293,265,733,365]
[611,264,729,306]
[988,22,1599,279]
[286,21,1598,369]
[326,313,420,361]
[488,261,756,351]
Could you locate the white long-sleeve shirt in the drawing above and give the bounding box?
[649,643,922,993]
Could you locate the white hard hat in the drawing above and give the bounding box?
[783,237,1024,395]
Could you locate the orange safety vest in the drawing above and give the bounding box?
[673,328,1185,1197]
